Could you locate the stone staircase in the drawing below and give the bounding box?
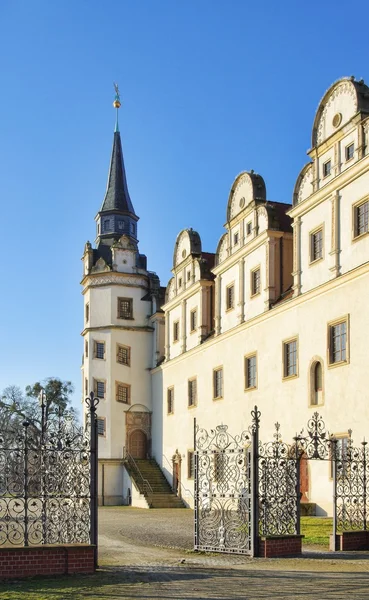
[126,457,186,508]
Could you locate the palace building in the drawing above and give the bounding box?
[82,76,369,515]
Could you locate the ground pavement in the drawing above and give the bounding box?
[97,507,369,599]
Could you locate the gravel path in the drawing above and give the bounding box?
[97,507,369,599]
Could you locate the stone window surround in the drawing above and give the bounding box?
[225,282,235,312]
[250,265,261,297]
[352,196,369,241]
[94,340,105,360]
[188,377,197,408]
[309,224,324,265]
[116,343,131,366]
[244,352,257,391]
[115,381,131,404]
[327,314,350,368]
[213,366,224,400]
[93,378,106,399]
[117,297,134,320]
[190,308,197,333]
[282,336,299,381]
[167,386,174,415]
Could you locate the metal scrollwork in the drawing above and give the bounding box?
[195,423,253,554]
[258,423,299,536]
[0,397,97,547]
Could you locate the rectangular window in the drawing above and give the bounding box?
[354,201,369,237]
[85,340,88,358]
[245,354,257,389]
[188,450,195,479]
[323,160,331,178]
[178,278,182,288]
[283,339,298,378]
[345,143,354,161]
[85,303,89,323]
[187,270,191,282]
[97,417,106,437]
[226,284,235,310]
[234,232,239,245]
[251,268,261,296]
[167,387,174,414]
[329,319,348,365]
[246,222,252,236]
[188,378,197,407]
[94,379,105,399]
[116,382,130,404]
[310,228,323,262]
[85,378,88,396]
[94,341,105,360]
[190,309,197,332]
[173,320,179,342]
[117,344,130,366]
[117,297,133,319]
[213,367,223,399]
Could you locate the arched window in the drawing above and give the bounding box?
[310,359,323,406]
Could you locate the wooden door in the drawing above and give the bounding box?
[130,429,147,459]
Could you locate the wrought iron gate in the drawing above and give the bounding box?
[0,392,98,562]
[194,412,258,555]
[194,407,369,556]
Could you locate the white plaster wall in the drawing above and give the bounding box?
[152,268,369,512]
[340,170,369,275]
[300,200,332,293]
[110,284,150,327]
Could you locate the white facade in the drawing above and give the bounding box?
[83,76,369,514]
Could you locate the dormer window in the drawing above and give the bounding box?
[323,160,331,178]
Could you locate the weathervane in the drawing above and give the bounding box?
[113,82,121,132]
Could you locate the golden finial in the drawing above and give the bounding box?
[113,82,121,109]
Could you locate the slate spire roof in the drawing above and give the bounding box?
[100,131,136,216]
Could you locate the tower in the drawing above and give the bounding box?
[81,86,164,505]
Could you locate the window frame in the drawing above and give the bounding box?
[244,352,257,391]
[173,320,180,343]
[93,378,106,399]
[282,336,299,380]
[94,340,105,360]
[115,381,131,404]
[233,232,239,246]
[97,417,106,437]
[323,159,331,178]
[117,297,133,320]
[345,143,355,162]
[327,315,349,368]
[246,222,252,236]
[213,366,224,400]
[116,343,131,366]
[167,386,174,415]
[190,308,197,333]
[352,197,369,240]
[226,283,235,311]
[250,266,261,297]
[188,377,197,408]
[309,224,324,264]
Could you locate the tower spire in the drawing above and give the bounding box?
[113,82,121,133]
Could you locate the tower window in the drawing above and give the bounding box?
[94,379,105,399]
[118,298,133,319]
[97,417,106,437]
[117,344,130,366]
[104,219,111,232]
[118,220,124,230]
[130,223,135,234]
[85,340,88,358]
[167,387,174,414]
[116,382,130,404]
[94,341,105,360]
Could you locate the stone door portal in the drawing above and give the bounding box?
[130,429,147,459]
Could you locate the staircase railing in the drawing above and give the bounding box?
[123,448,154,506]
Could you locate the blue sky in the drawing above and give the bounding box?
[0,0,368,412]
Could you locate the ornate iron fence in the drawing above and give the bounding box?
[0,393,98,557]
[194,407,369,556]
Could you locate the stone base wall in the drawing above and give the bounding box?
[258,535,303,558]
[0,545,95,579]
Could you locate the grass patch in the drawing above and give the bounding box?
[301,516,333,546]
